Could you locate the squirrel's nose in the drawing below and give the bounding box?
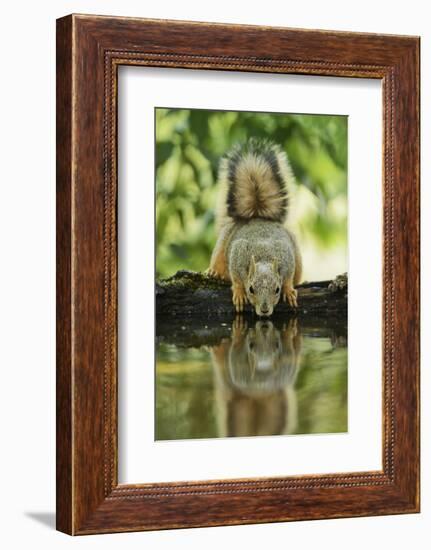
[260,304,270,315]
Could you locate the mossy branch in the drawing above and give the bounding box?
[156,270,347,320]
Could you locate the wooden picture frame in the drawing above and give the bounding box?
[56,14,420,535]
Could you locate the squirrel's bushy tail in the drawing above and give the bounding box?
[218,138,294,224]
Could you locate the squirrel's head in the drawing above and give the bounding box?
[245,256,282,317]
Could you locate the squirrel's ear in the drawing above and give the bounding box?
[249,255,256,277]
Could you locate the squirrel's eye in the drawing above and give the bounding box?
[249,286,254,294]
[275,287,280,294]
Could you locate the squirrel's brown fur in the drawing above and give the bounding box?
[207,138,302,316]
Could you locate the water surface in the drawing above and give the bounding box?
[156,318,347,440]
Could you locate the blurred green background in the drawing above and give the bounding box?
[155,108,348,282]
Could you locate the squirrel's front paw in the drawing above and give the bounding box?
[205,267,229,281]
[283,284,298,308]
[232,285,247,313]
[205,267,220,279]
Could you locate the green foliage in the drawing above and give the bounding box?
[156,108,348,280]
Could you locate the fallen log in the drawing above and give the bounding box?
[156,270,347,320]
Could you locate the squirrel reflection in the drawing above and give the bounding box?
[210,318,302,438]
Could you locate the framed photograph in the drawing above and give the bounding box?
[56,14,420,534]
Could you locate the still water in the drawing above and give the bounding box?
[156,318,347,441]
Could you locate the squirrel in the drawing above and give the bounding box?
[206,138,302,316]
